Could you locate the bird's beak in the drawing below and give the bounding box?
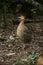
[18,17,21,19]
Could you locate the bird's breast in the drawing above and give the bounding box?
[17,24,27,37]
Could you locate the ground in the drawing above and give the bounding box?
[0,16,43,65]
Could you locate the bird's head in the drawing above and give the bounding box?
[18,15,25,21]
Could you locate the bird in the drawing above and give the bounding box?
[16,15,32,43]
[37,56,43,65]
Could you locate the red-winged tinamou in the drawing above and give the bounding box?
[16,16,32,43]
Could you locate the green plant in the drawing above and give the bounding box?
[15,50,41,65]
[27,50,41,65]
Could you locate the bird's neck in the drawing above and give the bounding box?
[20,20,24,24]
